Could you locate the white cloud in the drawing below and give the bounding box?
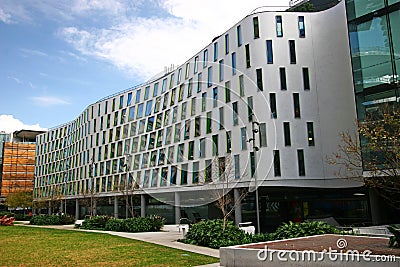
[31,96,71,106]
[19,48,48,57]
[0,8,12,24]
[0,115,47,133]
[59,0,289,80]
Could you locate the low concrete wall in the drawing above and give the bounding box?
[220,242,400,267]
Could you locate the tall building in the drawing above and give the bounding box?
[34,1,373,230]
[0,130,44,203]
[344,0,400,223]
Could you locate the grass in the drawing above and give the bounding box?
[0,226,218,267]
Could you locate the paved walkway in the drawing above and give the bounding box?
[18,222,220,267]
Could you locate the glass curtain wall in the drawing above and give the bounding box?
[346,0,400,120]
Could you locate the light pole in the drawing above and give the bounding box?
[248,114,261,233]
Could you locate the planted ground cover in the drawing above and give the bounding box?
[0,226,218,267]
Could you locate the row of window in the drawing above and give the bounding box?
[35,118,315,181]
[35,145,308,198]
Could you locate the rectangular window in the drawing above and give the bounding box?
[213,42,218,62]
[259,123,267,147]
[203,49,208,68]
[289,40,296,64]
[181,165,187,185]
[137,103,144,119]
[145,100,153,116]
[273,150,281,176]
[205,159,212,182]
[202,92,207,112]
[256,68,263,91]
[206,111,212,134]
[212,87,218,107]
[119,95,124,109]
[240,127,247,150]
[199,138,206,158]
[185,63,190,79]
[270,93,277,119]
[245,44,251,68]
[224,34,229,54]
[237,25,242,46]
[165,126,172,145]
[207,67,212,87]
[174,123,181,142]
[128,107,135,121]
[302,67,310,90]
[231,52,236,75]
[191,98,196,116]
[192,162,199,183]
[147,116,154,132]
[187,78,193,97]
[170,88,176,106]
[144,86,150,100]
[154,97,161,113]
[266,40,273,64]
[276,15,283,37]
[253,17,260,38]
[307,122,315,146]
[161,78,167,93]
[250,151,255,177]
[234,154,240,179]
[188,141,194,160]
[135,89,141,103]
[298,16,305,38]
[184,120,190,140]
[153,83,159,97]
[197,72,202,92]
[232,101,238,126]
[293,93,300,118]
[178,84,184,102]
[127,93,133,106]
[170,166,177,185]
[194,56,199,73]
[169,73,175,89]
[247,96,253,122]
[219,59,224,81]
[195,116,201,137]
[212,134,218,156]
[181,102,187,120]
[219,107,224,130]
[239,75,244,97]
[279,68,287,90]
[177,68,182,84]
[225,81,231,103]
[172,107,178,123]
[283,122,291,146]
[177,144,184,162]
[226,131,232,153]
[297,149,305,176]
[162,93,169,109]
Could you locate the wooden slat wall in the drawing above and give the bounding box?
[1,142,36,196]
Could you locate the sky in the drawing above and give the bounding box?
[0,0,289,133]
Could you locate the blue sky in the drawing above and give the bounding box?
[0,0,288,133]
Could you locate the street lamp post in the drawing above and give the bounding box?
[248,113,261,233]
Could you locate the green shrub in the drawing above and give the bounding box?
[388,225,400,248]
[30,215,62,225]
[184,219,254,249]
[272,221,340,240]
[80,216,110,230]
[14,214,33,221]
[104,216,165,233]
[104,218,126,232]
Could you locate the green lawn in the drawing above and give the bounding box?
[0,226,218,267]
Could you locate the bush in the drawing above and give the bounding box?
[29,214,75,225]
[184,219,254,249]
[104,218,126,231]
[14,214,33,221]
[388,225,400,248]
[104,215,166,233]
[80,216,110,230]
[272,221,340,240]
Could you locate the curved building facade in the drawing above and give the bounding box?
[34,1,371,230]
